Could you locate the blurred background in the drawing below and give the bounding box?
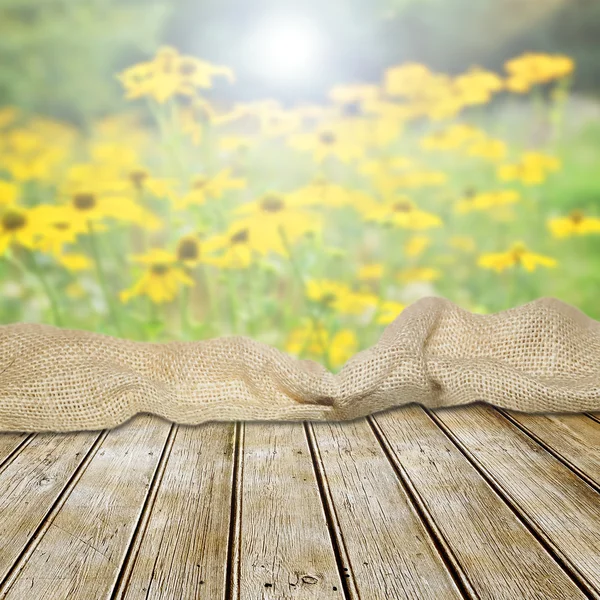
[3,0,599,116]
[1,0,599,368]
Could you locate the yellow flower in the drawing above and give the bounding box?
[395,170,447,189]
[384,63,434,97]
[118,46,234,104]
[0,129,68,182]
[328,330,359,368]
[177,96,240,145]
[420,124,484,151]
[288,122,364,163]
[466,138,507,161]
[504,53,574,93]
[90,143,139,174]
[119,167,177,200]
[305,279,377,316]
[405,235,430,257]
[203,225,255,269]
[362,97,417,123]
[361,156,415,176]
[497,152,560,185]
[548,210,600,238]
[375,300,405,325]
[478,242,557,272]
[0,180,19,205]
[453,67,503,106]
[56,253,91,272]
[397,267,442,284]
[358,263,384,281]
[328,83,380,107]
[449,235,476,253]
[0,207,40,254]
[233,193,321,257]
[285,321,357,369]
[176,169,245,209]
[287,178,354,209]
[455,189,520,214]
[31,205,87,255]
[66,282,87,299]
[361,197,442,230]
[62,181,161,231]
[120,248,194,304]
[219,135,254,154]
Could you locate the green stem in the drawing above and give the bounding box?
[180,281,190,337]
[226,271,239,334]
[87,223,123,335]
[278,225,332,370]
[22,250,63,326]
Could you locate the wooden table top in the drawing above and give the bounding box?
[0,403,599,599]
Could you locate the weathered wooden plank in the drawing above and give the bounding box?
[502,411,600,487]
[235,422,343,600]
[118,423,236,600]
[0,433,30,467]
[371,405,588,600]
[309,418,464,600]
[0,415,172,600]
[432,403,600,595]
[0,431,102,584]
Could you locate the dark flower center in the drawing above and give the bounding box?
[320,292,337,305]
[261,195,284,213]
[230,228,249,244]
[319,131,336,145]
[511,246,526,263]
[392,201,412,213]
[151,264,170,275]
[177,238,199,261]
[2,211,26,231]
[129,169,149,190]
[570,210,584,225]
[53,221,70,231]
[463,187,477,199]
[179,60,197,77]
[342,101,362,117]
[73,192,96,211]
[192,177,208,190]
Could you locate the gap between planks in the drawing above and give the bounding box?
[495,409,600,494]
[0,430,108,597]
[109,423,179,600]
[426,406,600,600]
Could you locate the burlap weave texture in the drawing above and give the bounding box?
[1,296,599,432]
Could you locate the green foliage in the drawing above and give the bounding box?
[0,0,170,121]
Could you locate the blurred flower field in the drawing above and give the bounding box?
[1,47,598,370]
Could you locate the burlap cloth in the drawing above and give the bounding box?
[1,296,599,432]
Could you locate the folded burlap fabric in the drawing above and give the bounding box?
[0,296,599,432]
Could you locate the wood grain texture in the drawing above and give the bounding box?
[502,411,600,486]
[119,423,236,600]
[372,405,588,600]
[432,403,600,595]
[0,431,101,584]
[0,415,171,600]
[235,422,343,600]
[309,418,464,600]
[0,433,29,468]
[0,405,598,599]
